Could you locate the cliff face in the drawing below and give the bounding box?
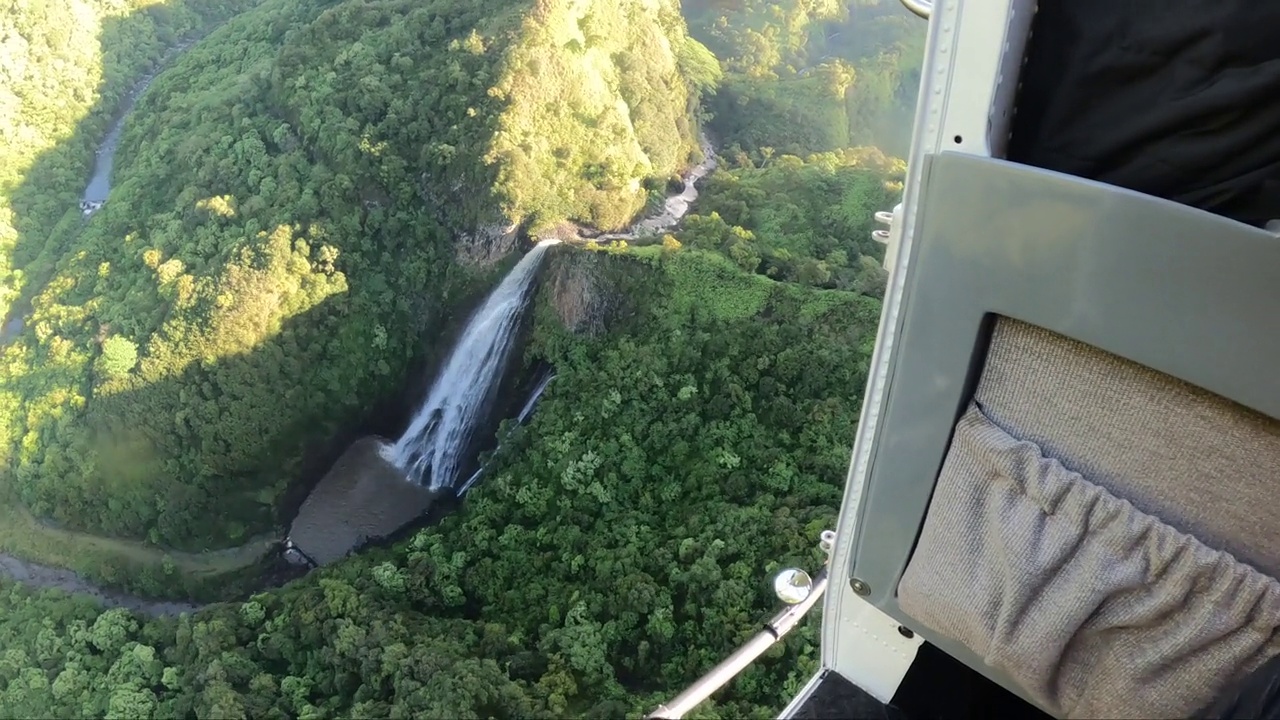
[454,223,522,267]
[544,251,614,336]
[540,248,656,336]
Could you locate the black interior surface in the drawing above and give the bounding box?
[786,644,1051,720]
[892,643,1052,720]
[789,670,906,720]
[1007,0,1280,228]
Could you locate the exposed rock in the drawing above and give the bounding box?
[543,250,627,337]
[533,221,589,243]
[455,222,521,267]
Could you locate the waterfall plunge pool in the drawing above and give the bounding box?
[284,242,558,567]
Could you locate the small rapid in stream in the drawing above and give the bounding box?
[599,135,718,242]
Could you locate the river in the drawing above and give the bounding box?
[80,39,194,215]
[598,134,718,242]
[0,37,214,617]
[0,555,200,617]
[0,40,193,343]
[0,317,21,346]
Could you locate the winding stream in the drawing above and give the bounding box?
[0,317,21,346]
[0,555,200,617]
[80,39,194,215]
[599,135,718,242]
[0,37,217,617]
[0,40,198,343]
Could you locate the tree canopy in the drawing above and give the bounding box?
[0,247,883,718]
[681,146,903,294]
[0,0,916,716]
[1,0,702,550]
[685,0,925,158]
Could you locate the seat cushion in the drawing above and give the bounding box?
[976,318,1280,578]
[898,403,1280,719]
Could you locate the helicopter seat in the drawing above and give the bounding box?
[841,150,1280,719]
[898,320,1280,719]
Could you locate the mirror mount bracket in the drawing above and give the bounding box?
[647,529,836,720]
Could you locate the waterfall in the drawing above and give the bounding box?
[387,240,558,491]
[455,371,557,496]
[515,371,556,424]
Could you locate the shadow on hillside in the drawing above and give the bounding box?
[0,11,378,591]
[1,0,548,600]
[8,15,177,316]
[3,282,487,603]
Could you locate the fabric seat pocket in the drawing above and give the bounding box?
[897,403,1280,719]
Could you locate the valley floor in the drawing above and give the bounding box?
[0,502,277,607]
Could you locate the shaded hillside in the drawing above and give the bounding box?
[0,0,263,320]
[0,245,884,718]
[1,0,704,549]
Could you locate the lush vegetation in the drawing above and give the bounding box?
[685,0,924,158]
[1,0,263,323]
[680,146,902,293]
[0,248,880,717]
[1,0,703,551]
[0,0,921,715]
[489,0,710,230]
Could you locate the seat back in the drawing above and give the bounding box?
[826,151,1280,718]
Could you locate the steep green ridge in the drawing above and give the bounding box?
[0,0,263,321]
[1,0,702,550]
[489,0,707,230]
[685,0,924,158]
[0,247,882,718]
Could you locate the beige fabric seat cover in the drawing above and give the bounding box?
[897,319,1280,719]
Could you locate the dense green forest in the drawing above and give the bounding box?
[684,0,924,157]
[2,0,704,550]
[1,0,262,323]
[0,249,882,717]
[0,0,920,715]
[680,146,902,293]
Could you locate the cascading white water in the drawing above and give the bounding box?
[386,135,715,493]
[515,371,556,424]
[455,371,556,496]
[387,240,559,490]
